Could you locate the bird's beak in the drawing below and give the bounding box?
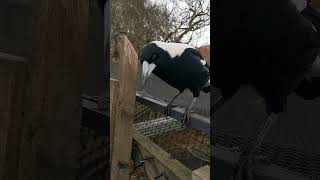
[142,61,156,87]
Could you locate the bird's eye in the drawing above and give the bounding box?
[151,53,158,61]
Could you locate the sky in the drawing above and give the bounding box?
[148,0,210,47]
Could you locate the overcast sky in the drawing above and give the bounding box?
[148,0,210,47]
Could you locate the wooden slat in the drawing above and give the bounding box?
[111,34,139,180]
[110,78,119,157]
[0,53,27,180]
[132,128,192,180]
[18,0,89,179]
[192,165,210,180]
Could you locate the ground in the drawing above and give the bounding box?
[129,127,210,179]
[150,128,210,170]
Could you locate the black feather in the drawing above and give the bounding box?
[213,0,319,114]
[140,42,210,97]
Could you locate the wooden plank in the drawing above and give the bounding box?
[110,78,119,157]
[192,165,210,180]
[111,34,139,180]
[0,1,31,57]
[18,0,89,179]
[132,128,192,180]
[0,53,27,180]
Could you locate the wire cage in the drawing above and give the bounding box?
[130,100,210,179]
[213,87,320,179]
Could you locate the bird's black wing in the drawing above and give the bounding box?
[188,48,210,69]
[294,77,320,100]
[302,5,320,31]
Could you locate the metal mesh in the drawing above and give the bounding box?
[134,102,184,137]
[214,130,320,179]
[133,101,210,172]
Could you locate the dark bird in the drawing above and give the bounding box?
[140,41,210,126]
[212,0,320,161]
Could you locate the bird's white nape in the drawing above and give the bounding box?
[201,59,207,65]
[152,41,195,59]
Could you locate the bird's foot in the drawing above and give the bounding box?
[181,111,191,127]
[138,90,151,97]
[139,90,147,97]
[164,104,177,118]
[164,105,171,118]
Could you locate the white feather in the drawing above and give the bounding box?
[152,41,195,59]
[201,59,207,65]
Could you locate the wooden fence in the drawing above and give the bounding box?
[0,53,27,180]
[0,0,88,179]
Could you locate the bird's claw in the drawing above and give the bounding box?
[139,90,148,97]
[164,105,171,118]
[164,104,177,118]
[181,111,190,127]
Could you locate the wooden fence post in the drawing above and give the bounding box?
[18,0,88,179]
[192,165,210,180]
[110,78,119,157]
[110,34,138,180]
[0,53,27,180]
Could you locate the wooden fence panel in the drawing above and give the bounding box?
[0,53,28,180]
[18,0,89,179]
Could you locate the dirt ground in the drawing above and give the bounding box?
[150,128,210,169]
[129,127,210,179]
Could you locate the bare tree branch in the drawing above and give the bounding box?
[112,0,210,51]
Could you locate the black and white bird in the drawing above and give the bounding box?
[213,0,320,157]
[140,41,210,126]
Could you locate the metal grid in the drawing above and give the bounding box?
[135,92,210,134]
[133,93,210,172]
[214,130,320,179]
[134,102,184,137]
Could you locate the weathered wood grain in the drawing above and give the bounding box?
[110,34,138,180]
[0,53,27,180]
[18,0,89,179]
[192,165,210,180]
[132,128,192,180]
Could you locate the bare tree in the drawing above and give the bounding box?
[162,0,210,44]
[111,0,210,53]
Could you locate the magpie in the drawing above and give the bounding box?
[213,0,320,167]
[140,41,210,126]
